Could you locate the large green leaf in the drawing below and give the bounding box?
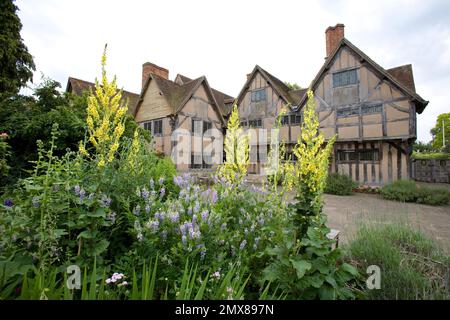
[290,259,311,279]
[92,240,109,256]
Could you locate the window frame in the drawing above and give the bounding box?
[332,68,358,88]
[251,88,267,102]
[153,119,163,136]
[337,149,379,163]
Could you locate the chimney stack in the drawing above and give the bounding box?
[142,62,169,88]
[325,23,345,58]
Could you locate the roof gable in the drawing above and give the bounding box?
[134,74,226,125]
[236,65,306,109]
[297,38,428,113]
[175,74,235,116]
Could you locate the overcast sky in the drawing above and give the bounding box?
[17,0,449,142]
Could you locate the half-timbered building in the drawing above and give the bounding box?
[297,24,428,184]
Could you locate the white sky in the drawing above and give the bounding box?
[17,0,450,142]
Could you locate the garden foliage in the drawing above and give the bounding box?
[346,224,450,300]
[324,173,356,196]
[380,180,450,206]
[0,51,359,300]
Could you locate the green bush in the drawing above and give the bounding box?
[380,180,450,205]
[324,173,356,196]
[345,224,450,300]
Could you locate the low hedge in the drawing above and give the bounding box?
[324,173,356,196]
[380,180,450,205]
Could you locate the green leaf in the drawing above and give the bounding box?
[77,230,94,239]
[325,275,337,288]
[262,264,279,282]
[340,263,359,276]
[290,259,311,279]
[86,208,106,218]
[92,240,109,256]
[54,229,68,238]
[319,285,335,300]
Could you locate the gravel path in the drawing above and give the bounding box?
[322,193,450,251]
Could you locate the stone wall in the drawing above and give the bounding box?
[412,158,450,184]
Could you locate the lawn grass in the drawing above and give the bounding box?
[345,223,450,300]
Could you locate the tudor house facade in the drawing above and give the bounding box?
[133,63,234,171]
[300,24,428,185]
[235,66,306,174]
[235,24,428,184]
[67,24,428,185]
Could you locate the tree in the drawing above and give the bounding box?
[284,82,302,90]
[430,113,450,152]
[413,141,434,153]
[0,77,149,188]
[0,0,35,94]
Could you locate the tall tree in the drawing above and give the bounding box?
[0,0,35,94]
[430,112,450,152]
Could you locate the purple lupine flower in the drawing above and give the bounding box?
[201,210,208,221]
[221,223,227,231]
[160,188,165,198]
[187,206,193,215]
[79,189,86,201]
[74,185,81,195]
[32,197,40,208]
[148,220,159,232]
[100,195,112,208]
[154,212,161,220]
[149,179,155,189]
[161,230,167,240]
[106,212,117,223]
[192,214,198,224]
[173,176,183,187]
[185,194,190,203]
[193,201,200,214]
[133,205,141,216]
[181,235,187,245]
[258,217,265,226]
[141,187,150,200]
[180,223,187,235]
[211,190,218,204]
[239,240,247,250]
[244,228,248,235]
[145,204,151,213]
[170,212,179,223]
[188,227,195,240]
[159,177,165,185]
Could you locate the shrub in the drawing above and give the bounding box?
[346,224,450,300]
[380,180,450,205]
[324,173,356,196]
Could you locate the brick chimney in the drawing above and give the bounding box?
[325,23,345,58]
[142,62,169,88]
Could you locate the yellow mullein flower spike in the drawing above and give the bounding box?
[77,45,129,167]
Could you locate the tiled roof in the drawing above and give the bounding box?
[175,74,235,116]
[387,64,416,93]
[66,77,140,115]
[136,74,226,124]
